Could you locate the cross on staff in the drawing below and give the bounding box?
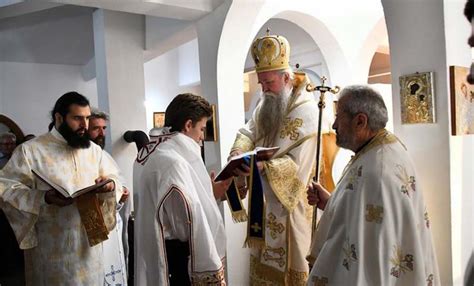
[306,76,340,237]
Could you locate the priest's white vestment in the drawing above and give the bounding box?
[135,133,226,286]
[0,128,122,286]
[102,150,128,286]
[307,130,440,286]
[231,77,324,285]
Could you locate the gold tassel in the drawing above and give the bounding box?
[76,193,109,247]
[245,237,266,249]
[231,210,248,223]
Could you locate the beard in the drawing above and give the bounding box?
[58,121,91,149]
[92,135,105,149]
[256,87,291,147]
[335,129,354,151]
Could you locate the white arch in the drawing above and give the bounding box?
[213,2,349,284]
[216,1,350,163]
[356,17,390,83]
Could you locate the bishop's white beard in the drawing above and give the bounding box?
[256,86,292,147]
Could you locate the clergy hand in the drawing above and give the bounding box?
[228,150,251,177]
[44,189,74,207]
[119,187,130,203]
[95,176,115,193]
[235,176,248,199]
[211,171,233,201]
[307,181,330,210]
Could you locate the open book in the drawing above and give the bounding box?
[32,168,113,199]
[214,147,280,182]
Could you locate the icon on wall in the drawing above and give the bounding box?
[449,66,474,135]
[399,71,435,124]
[205,104,218,142]
[153,112,165,128]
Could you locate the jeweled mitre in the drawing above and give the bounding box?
[251,33,290,73]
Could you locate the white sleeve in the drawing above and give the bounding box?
[162,192,189,242]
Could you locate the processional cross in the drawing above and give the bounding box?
[306,76,340,237]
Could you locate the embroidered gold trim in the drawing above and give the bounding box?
[264,157,305,212]
[76,193,109,247]
[245,155,266,250]
[280,117,303,141]
[365,204,384,223]
[262,246,286,267]
[250,255,285,285]
[191,266,226,285]
[389,245,414,278]
[274,133,317,159]
[339,129,398,183]
[395,164,416,197]
[288,268,308,286]
[231,210,248,223]
[266,213,285,239]
[311,276,329,286]
[245,237,266,249]
[231,133,254,153]
[224,179,248,223]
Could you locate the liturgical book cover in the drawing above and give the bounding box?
[214,146,280,182]
[32,168,113,198]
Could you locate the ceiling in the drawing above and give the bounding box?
[0,5,94,65]
[0,0,224,65]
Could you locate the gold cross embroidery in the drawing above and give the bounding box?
[365,204,384,223]
[267,213,284,239]
[262,247,286,267]
[311,276,329,286]
[250,222,262,233]
[280,117,303,141]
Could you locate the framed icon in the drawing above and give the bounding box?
[399,72,435,124]
[449,66,474,135]
[205,104,218,142]
[153,112,165,128]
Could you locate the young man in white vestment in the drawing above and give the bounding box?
[307,85,440,285]
[229,31,330,285]
[134,93,231,286]
[88,109,129,286]
[0,92,123,285]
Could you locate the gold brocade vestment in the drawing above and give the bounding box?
[0,128,121,286]
[232,77,330,285]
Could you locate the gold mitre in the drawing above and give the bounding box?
[251,29,290,73]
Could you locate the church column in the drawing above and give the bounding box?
[93,9,146,196]
[195,1,261,284]
[381,0,474,284]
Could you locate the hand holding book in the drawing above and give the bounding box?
[94,176,115,193]
[44,189,74,207]
[32,168,114,200]
[214,147,279,181]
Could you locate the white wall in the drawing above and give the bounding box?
[0,61,97,135]
[144,39,201,132]
[382,0,455,284]
[444,0,474,285]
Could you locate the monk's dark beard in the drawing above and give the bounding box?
[92,135,105,149]
[256,88,291,147]
[58,121,91,149]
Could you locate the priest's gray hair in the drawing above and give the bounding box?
[90,108,109,121]
[338,85,388,131]
[279,67,295,81]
